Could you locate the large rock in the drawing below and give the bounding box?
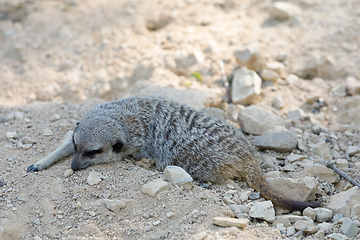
[249,201,275,222]
[254,131,298,152]
[238,105,286,135]
[231,67,262,105]
[163,166,193,190]
[266,177,318,202]
[123,80,223,110]
[270,2,302,20]
[303,164,339,183]
[327,187,360,217]
[233,45,264,72]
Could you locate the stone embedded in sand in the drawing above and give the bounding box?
[64,169,74,178]
[270,2,302,20]
[163,166,193,190]
[87,171,102,185]
[104,199,126,212]
[141,178,170,198]
[213,217,249,228]
[6,131,18,139]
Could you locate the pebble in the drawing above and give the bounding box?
[166,212,175,218]
[286,226,296,237]
[313,141,333,160]
[287,153,307,163]
[233,45,264,72]
[270,2,302,20]
[231,67,262,105]
[294,220,318,234]
[14,111,24,120]
[64,169,74,178]
[287,109,307,124]
[104,199,126,212]
[346,76,360,95]
[212,217,249,228]
[6,131,19,139]
[333,214,345,223]
[348,146,360,156]
[340,217,360,238]
[315,208,333,222]
[238,105,286,135]
[163,166,193,190]
[254,130,298,152]
[303,207,316,221]
[351,204,360,219]
[249,201,275,222]
[42,129,53,136]
[261,69,279,82]
[141,178,170,198]
[22,137,37,144]
[303,164,339,183]
[87,171,102,185]
[317,222,333,231]
[240,190,252,202]
[266,61,285,77]
[327,233,349,240]
[271,96,284,110]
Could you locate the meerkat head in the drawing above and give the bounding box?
[71,117,128,170]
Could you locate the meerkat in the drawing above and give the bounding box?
[28,96,322,211]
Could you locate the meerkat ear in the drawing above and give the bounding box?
[112,140,124,153]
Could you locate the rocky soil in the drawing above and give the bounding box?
[1,0,360,239]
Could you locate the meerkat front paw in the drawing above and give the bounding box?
[27,163,42,173]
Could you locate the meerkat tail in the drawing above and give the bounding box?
[27,131,75,172]
[243,162,323,211]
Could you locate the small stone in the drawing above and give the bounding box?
[315,208,333,222]
[249,192,260,200]
[271,96,284,110]
[261,69,280,82]
[213,217,249,228]
[266,61,285,77]
[287,109,307,124]
[142,178,170,198]
[340,217,359,238]
[233,45,264,72]
[163,166,193,190]
[336,159,349,169]
[34,236,42,240]
[303,207,316,221]
[153,220,161,226]
[64,169,74,178]
[238,105,286,135]
[346,76,360,96]
[42,129,53,136]
[254,131,298,152]
[50,114,61,122]
[22,137,37,144]
[104,199,126,212]
[327,233,349,240]
[32,218,40,225]
[348,146,360,156]
[240,190,252,202]
[333,214,345,223]
[270,2,302,20]
[249,201,275,222]
[231,67,262,105]
[273,216,291,227]
[166,212,175,218]
[303,164,339,183]
[287,153,307,163]
[304,55,336,79]
[88,211,96,217]
[22,144,32,150]
[313,141,333,160]
[6,131,18,139]
[332,84,347,97]
[294,220,318,234]
[87,171,102,185]
[14,111,24,120]
[286,226,296,237]
[277,215,304,224]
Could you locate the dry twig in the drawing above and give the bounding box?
[326,161,360,189]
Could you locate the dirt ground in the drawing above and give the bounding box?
[1,0,360,239]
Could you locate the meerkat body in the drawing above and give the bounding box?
[28,96,322,211]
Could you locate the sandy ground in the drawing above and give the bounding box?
[1,0,360,239]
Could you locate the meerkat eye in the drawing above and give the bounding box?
[112,140,124,153]
[84,149,103,158]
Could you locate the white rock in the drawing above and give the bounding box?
[346,76,360,96]
[213,217,249,228]
[22,137,37,144]
[340,217,360,238]
[50,114,61,122]
[163,166,193,190]
[266,61,285,77]
[271,96,284,110]
[266,177,318,202]
[254,131,298,152]
[317,222,333,231]
[314,141,333,160]
[303,164,339,183]
[315,208,333,222]
[87,171,102,185]
[141,178,170,198]
[6,131,18,139]
[231,67,262,105]
[64,169,74,178]
[348,146,360,156]
[328,187,360,217]
[42,129,53,136]
[287,153,307,163]
[303,207,316,221]
[261,69,279,82]
[270,2,302,20]
[14,111,24,120]
[233,45,264,72]
[327,233,349,240]
[336,159,349,169]
[294,220,318,234]
[104,199,126,212]
[277,215,305,224]
[286,226,296,237]
[240,190,252,202]
[238,105,286,135]
[249,201,275,222]
[304,55,336,79]
[351,204,360,219]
